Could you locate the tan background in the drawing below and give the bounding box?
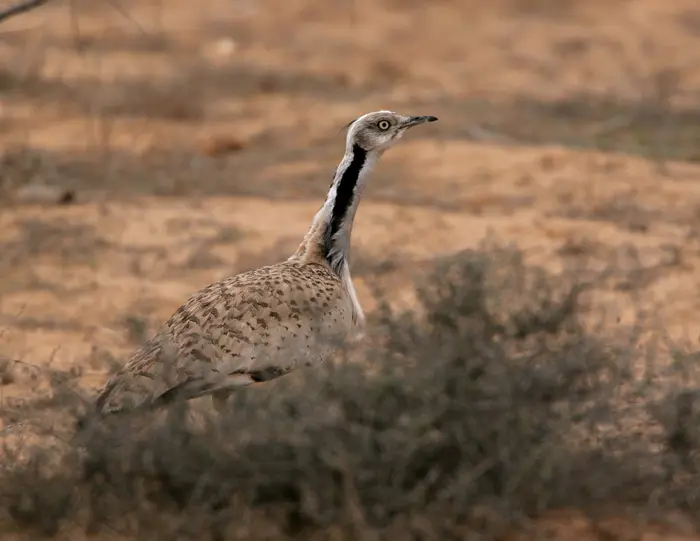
[2,0,700,537]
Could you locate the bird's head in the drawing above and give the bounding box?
[344,110,438,153]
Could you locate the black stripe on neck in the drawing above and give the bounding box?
[322,144,367,263]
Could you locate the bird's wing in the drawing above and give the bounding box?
[95,264,348,414]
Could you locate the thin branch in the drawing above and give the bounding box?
[99,0,146,34]
[0,0,49,24]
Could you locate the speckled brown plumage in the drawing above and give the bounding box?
[94,111,437,415]
[96,260,354,414]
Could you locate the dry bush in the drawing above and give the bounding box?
[0,244,699,539]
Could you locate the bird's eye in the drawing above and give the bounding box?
[377,120,390,131]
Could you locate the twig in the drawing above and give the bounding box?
[99,0,146,34]
[0,0,49,24]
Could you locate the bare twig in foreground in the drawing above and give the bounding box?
[0,0,49,24]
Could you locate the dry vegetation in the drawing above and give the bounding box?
[2,0,700,538]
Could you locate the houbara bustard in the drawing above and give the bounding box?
[94,111,438,415]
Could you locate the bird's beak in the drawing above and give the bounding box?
[404,115,438,127]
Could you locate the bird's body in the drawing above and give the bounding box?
[94,111,437,415]
[97,260,357,414]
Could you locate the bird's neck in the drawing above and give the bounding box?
[293,143,380,275]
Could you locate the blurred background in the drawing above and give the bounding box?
[3,0,700,538]
[2,0,700,413]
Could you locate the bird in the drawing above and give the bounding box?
[93,110,438,416]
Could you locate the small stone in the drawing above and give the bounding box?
[215,38,237,57]
[198,136,247,157]
[14,183,76,205]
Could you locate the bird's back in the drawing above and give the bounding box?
[95,260,355,414]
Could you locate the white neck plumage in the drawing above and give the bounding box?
[293,142,381,329]
[319,143,379,274]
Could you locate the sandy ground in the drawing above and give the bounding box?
[2,0,700,537]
